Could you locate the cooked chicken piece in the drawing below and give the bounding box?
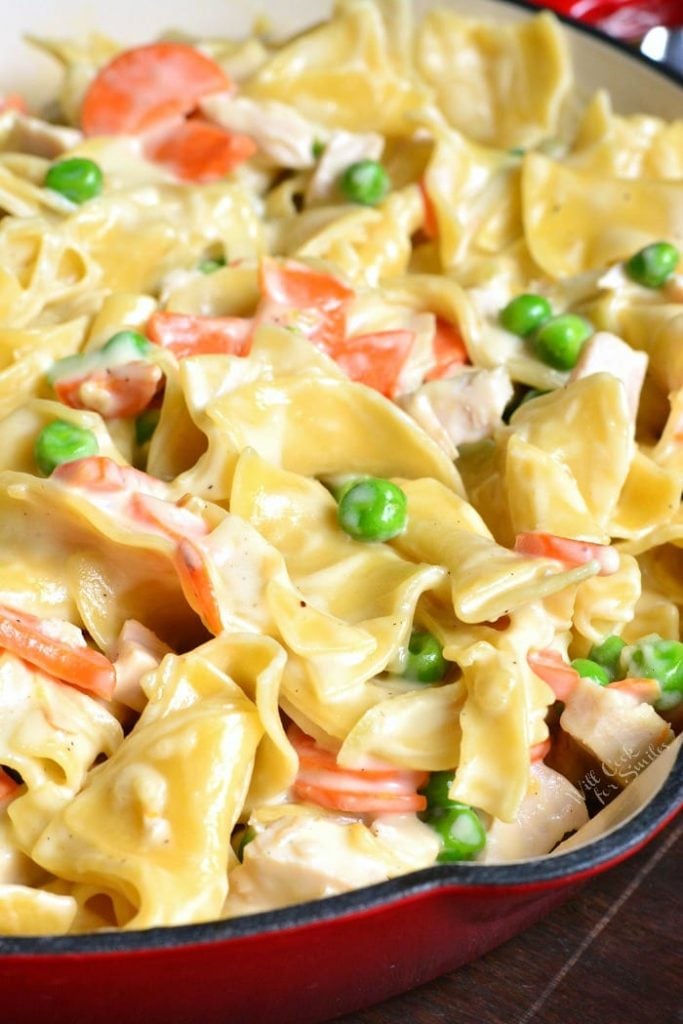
[478,762,588,863]
[223,811,438,917]
[559,675,673,786]
[112,620,171,712]
[199,93,320,169]
[306,129,384,204]
[0,111,82,158]
[569,331,648,422]
[398,366,513,457]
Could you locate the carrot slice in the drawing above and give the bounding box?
[530,738,551,763]
[54,362,163,419]
[0,768,19,802]
[174,539,223,636]
[260,258,354,312]
[514,532,620,576]
[0,605,115,700]
[607,677,660,704]
[130,493,209,542]
[289,724,428,815]
[81,42,231,136]
[0,93,27,114]
[144,118,257,183]
[147,310,252,358]
[419,178,438,240]
[425,318,469,381]
[527,648,579,701]
[333,330,414,398]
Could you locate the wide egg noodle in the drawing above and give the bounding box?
[392,477,598,624]
[523,152,683,277]
[30,647,262,929]
[243,0,430,135]
[415,10,572,148]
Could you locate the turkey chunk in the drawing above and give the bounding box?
[112,620,171,712]
[398,366,513,456]
[223,811,438,917]
[199,93,319,168]
[559,675,673,786]
[569,331,647,422]
[478,763,588,863]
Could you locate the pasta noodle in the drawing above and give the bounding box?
[0,0,681,935]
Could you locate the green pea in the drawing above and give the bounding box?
[311,139,326,159]
[427,804,487,862]
[34,420,99,476]
[44,157,104,204]
[589,635,626,682]
[340,160,390,206]
[102,330,150,358]
[237,825,256,862]
[135,408,160,445]
[499,294,552,337]
[622,635,683,712]
[198,257,226,274]
[571,658,610,686]
[337,478,407,542]
[532,314,592,370]
[625,242,679,289]
[419,770,456,810]
[403,631,447,683]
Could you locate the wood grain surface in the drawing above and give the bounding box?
[336,819,683,1024]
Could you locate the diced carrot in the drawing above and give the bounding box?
[424,318,469,381]
[418,178,438,240]
[52,455,127,491]
[289,724,428,815]
[332,330,414,398]
[144,118,257,183]
[607,677,661,704]
[0,767,19,802]
[54,362,163,419]
[0,93,28,114]
[259,258,354,313]
[130,493,209,542]
[81,42,231,136]
[174,539,223,636]
[293,781,427,813]
[514,532,620,576]
[527,648,579,702]
[530,738,551,763]
[147,311,253,358]
[0,605,115,700]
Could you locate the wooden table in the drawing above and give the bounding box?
[337,817,682,1024]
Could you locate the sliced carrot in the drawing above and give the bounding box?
[174,539,223,636]
[81,42,231,136]
[130,493,209,542]
[144,118,257,183]
[289,724,428,815]
[424,318,469,381]
[607,677,661,704]
[147,310,252,358]
[514,532,620,576]
[52,455,128,491]
[293,781,427,814]
[527,648,579,702]
[530,738,551,763]
[260,258,354,313]
[0,768,19,802]
[0,605,115,700]
[418,178,438,240]
[0,93,28,114]
[54,362,163,419]
[332,330,414,398]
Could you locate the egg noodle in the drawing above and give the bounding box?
[0,0,681,936]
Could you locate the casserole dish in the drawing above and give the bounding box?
[0,2,681,1022]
